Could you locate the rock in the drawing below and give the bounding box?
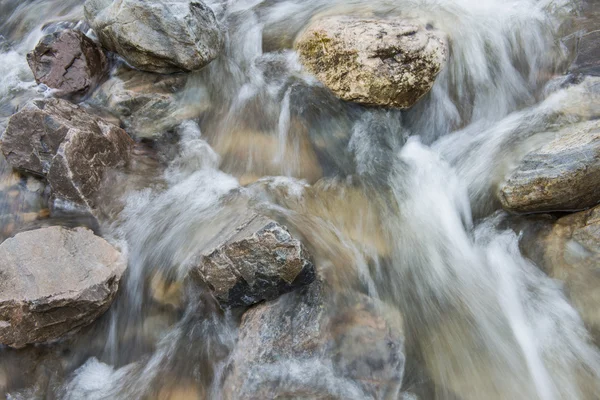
[84,0,224,73]
[223,281,405,399]
[295,17,447,109]
[525,206,600,344]
[498,119,600,213]
[0,226,126,348]
[568,0,600,76]
[1,98,134,210]
[26,29,107,98]
[90,66,189,138]
[188,213,316,309]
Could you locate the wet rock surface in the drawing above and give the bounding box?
[521,206,600,344]
[569,0,600,76]
[84,0,224,73]
[1,98,133,210]
[295,17,447,109]
[90,66,189,138]
[189,213,316,309]
[0,226,126,348]
[27,29,107,98]
[223,281,405,400]
[498,119,600,213]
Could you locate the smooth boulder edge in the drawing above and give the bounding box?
[499,119,600,213]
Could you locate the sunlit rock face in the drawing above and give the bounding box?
[0,226,126,348]
[84,0,224,73]
[295,16,447,109]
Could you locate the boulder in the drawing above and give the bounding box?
[84,0,224,73]
[568,0,600,76]
[0,226,126,348]
[26,29,107,98]
[295,17,447,109]
[90,66,189,138]
[188,213,316,309]
[1,98,134,210]
[521,205,600,344]
[222,281,405,399]
[498,119,600,213]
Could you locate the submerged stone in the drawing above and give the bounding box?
[84,0,224,73]
[189,213,316,309]
[1,98,133,210]
[523,205,600,344]
[295,17,447,109]
[223,281,405,399]
[89,65,189,138]
[0,226,126,348]
[498,119,600,213]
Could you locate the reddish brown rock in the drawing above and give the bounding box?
[27,29,107,98]
[1,98,133,210]
[189,213,316,309]
[0,226,126,348]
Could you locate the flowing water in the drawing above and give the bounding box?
[1,0,600,399]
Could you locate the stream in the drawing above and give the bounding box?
[1,0,600,399]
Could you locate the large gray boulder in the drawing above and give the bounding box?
[0,226,126,348]
[27,29,107,98]
[295,17,447,109]
[222,281,405,399]
[1,98,133,210]
[498,119,600,213]
[84,0,224,73]
[188,213,316,309]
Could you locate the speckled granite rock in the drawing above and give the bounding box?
[295,17,447,108]
[189,213,316,309]
[1,98,133,210]
[27,29,107,98]
[499,119,600,213]
[0,226,126,348]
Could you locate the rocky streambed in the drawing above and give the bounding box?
[0,0,600,399]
